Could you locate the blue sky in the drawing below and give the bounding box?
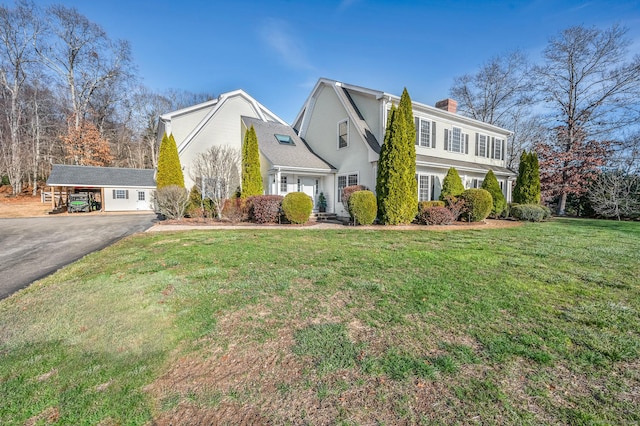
[36,0,640,123]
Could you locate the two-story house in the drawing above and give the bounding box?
[293,78,515,216]
[158,78,515,218]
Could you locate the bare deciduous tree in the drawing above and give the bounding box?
[190,146,241,219]
[535,25,640,214]
[0,0,41,194]
[36,4,133,131]
[589,170,640,220]
[450,50,536,168]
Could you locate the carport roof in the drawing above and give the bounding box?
[46,164,156,188]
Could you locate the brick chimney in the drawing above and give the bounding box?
[435,98,457,113]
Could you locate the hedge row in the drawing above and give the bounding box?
[510,204,552,222]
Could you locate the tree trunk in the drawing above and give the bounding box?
[558,191,568,216]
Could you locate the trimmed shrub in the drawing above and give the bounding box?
[481,170,507,217]
[222,197,249,223]
[342,185,368,217]
[417,206,454,225]
[511,204,547,222]
[282,192,313,224]
[460,189,493,222]
[541,205,552,220]
[349,190,377,225]
[248,195,283,223]
[418,200,445,211]
[440,168,465,200]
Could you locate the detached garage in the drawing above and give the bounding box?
[46,164,156,212]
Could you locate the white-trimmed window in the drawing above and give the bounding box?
[137,191,145,201]
[445,127,468,154]
[416,174,429,201]
[477,134,488,158]
[280,176,287,193]
[494,138,504,160]
[469,178,484,189]
[414,117,434,148]
[315,179,319,195]
[297,178,302,192]
[113,189,128,199]
[337,173,358,202]
[338,119,349,149]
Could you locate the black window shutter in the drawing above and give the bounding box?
[444,129,449,151]
[112,190,116,199]
[431,121,436,148]
[501,140,505,161]
[125,190,129,199]
[475,133,479,156]
[465,134,469,154]
[491,137,495,159]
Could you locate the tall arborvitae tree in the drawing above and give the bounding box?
[439,167,465,200]
[241,125,262,197]
[481,170,507,216]
[156,133,184,188]
[513,151,541,204]
[376,88,417,224]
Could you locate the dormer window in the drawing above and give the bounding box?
[275,134,294,145]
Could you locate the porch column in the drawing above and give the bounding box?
[275,170,281,195]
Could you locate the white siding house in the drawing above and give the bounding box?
[293,79,516,217]
[158,90,287,190]
[157,79,516,219]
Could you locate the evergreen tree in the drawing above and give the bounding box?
[439,167,465,200]
[376,88,417,224]
[481,170,507,216]
[156,133,185,188]
[513,151,541,204]
[241,125,263,197]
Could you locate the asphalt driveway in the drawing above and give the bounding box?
[0,214,156,300]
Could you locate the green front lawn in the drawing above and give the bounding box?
[1,218,639,424]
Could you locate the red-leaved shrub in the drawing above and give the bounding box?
[417,206,454,225]
[247,195,283,223]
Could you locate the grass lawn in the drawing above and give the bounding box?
[1,218,639,425]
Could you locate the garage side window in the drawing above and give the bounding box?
[113,189,129,199]
[138,191,145,201]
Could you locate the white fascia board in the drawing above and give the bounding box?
[385,93,512,136]
[269,166,334,173]
[160,98,219,120]
[292,78,329,130]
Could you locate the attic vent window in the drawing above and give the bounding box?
[275,134,295,145]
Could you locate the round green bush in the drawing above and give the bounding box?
[511,204,547,222]
[460,189,493,222]
[282,192,313,224]
[348,190,377,225]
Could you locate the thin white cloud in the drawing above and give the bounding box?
[338,0,361,12]
[258,18,315,71]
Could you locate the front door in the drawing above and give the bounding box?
[302,178,317,209]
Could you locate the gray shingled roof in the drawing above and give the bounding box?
[242,117,335,171]
[46,164,156,187]
[416,155,516,176]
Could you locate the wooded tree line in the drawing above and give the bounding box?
[450,24,640,216]
[0,0,213,195]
